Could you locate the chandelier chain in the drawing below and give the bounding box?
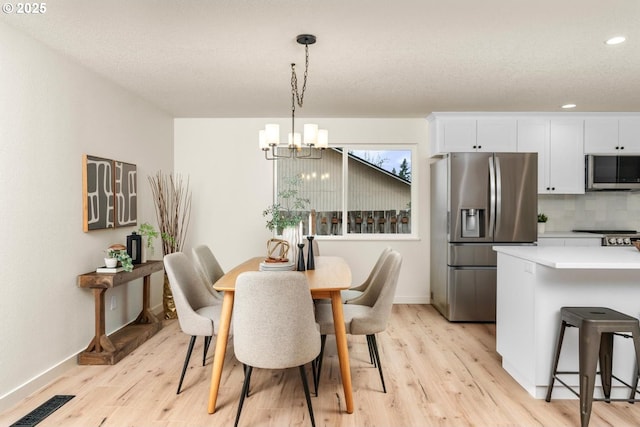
[291,42,310,109]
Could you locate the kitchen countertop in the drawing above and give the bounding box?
[493,245,640,269]
[537,231,603,238]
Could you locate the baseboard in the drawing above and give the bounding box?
[0,303,165,413]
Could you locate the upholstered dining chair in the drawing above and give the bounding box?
[233,271,320,427]
[341,247,392,303]
[164,252,224,394]
[314,249,402,394]
[191,244,224,299]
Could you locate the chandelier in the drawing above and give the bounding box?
[259,34,328,160]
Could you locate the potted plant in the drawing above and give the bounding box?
[104,244,134,272]
[537,213,548,234]
[149,171,192,319]
[263,176,309,261]
[138,222,159,262]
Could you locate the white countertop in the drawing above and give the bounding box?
[538,231,603,238]
[493,245,640,269]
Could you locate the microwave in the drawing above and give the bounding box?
[586,155,640,191]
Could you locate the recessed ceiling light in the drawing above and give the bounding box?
[561,104,576,109]
[605,36,626,45]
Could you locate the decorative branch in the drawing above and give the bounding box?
[148,172,192,255]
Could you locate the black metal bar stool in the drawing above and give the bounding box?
[545,307,640,427]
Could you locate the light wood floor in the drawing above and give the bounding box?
[2,305,640,427]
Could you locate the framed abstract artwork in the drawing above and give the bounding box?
[83,154,137,231]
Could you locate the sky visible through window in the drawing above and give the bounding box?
[349,150,411,180]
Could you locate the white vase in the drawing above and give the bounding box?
[282,225,301,263]
[537,222,546,234]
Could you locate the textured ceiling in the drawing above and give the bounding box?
[2,0,640,117]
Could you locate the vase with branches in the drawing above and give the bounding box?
[149,171,192,319]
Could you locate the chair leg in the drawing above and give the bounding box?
[579,327,600,427]
[299,365,316,427]
[314,335,327,396]
[203,336,212,366]
[546,321,567,402]
[369,334,387,393]
[599,332,614,401]
[234,365,253,427]
[367,335,376,366]
[629,325,640,402]
[177,336,197,394]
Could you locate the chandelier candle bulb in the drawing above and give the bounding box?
[317,129,328,149]
[304,124,319,146]
[265,124,280,146]
[289,132,302,148]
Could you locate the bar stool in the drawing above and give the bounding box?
[545,307,640,427]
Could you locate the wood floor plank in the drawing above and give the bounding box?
[2,305,640,426]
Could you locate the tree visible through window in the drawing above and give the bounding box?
[275,147,413,236]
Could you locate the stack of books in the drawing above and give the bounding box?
[259,260,295,272]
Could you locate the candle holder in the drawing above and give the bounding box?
[297,243,306,271]
[306,235,315,270]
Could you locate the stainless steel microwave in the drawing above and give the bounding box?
[586,155,640,190]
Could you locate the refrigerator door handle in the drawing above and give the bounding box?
[488,156,496,238]
[495,155,502,234]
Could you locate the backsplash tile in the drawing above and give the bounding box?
[538,192,640,232]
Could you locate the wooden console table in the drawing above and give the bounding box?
[77,260,164,365]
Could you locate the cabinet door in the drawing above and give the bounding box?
[584,118,619,154]
[477,119,517,152]
[548,120,585,194]
[517,120,550,193]
[442,119,477,152]
[619,118,640,154]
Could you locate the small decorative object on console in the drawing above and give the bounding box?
[306,235,315,270]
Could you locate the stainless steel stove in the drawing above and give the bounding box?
[573,229,640,246]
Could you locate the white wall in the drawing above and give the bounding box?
[0,22,173,410]
[174,118,430,304]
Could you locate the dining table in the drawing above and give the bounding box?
[207,255,354,414]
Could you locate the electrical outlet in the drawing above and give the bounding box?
[110,296,117,310]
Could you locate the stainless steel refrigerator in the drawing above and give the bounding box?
[430,152,537,321]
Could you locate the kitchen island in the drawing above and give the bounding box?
[493,245,640,399]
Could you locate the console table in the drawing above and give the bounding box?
[77,260,164,365]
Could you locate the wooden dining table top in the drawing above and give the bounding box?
[213,256,352,293]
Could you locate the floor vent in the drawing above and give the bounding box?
[10,395,75,427]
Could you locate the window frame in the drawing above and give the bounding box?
[274,143,418,241]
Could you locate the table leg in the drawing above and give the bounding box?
[330,290,354,414]
[208,290,234,414]
[135,274,159,324]
[85,288,116,353]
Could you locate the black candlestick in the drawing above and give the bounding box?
[297,243,306,271]
[306,235,315,270]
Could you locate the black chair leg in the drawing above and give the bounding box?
[369,334,386,393]
[234,366,253,427]
[314,335,327,396]
[203,336,212,366]
[299,365,316,427]
[177,336,197,394]
[367,335,376,366]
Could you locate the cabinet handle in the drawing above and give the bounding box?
[546,187,550,190]
[478,145,482,149]
[472,145,477,149]
[621,146,625,150]
[552,187,555,191]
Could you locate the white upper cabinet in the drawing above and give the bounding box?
[517,119,584,194]
[428,115,516,155]
[584,117,640,154]
[619,118,640,153]
[477,119,517,152]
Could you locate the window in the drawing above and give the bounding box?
[275,146,414,238]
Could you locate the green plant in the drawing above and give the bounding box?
[263,176,310,233]
[138,222,159,255]
[105,249,134,272]
[537,213,548,223]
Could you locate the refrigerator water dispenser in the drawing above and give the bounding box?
[461,208,483,238]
